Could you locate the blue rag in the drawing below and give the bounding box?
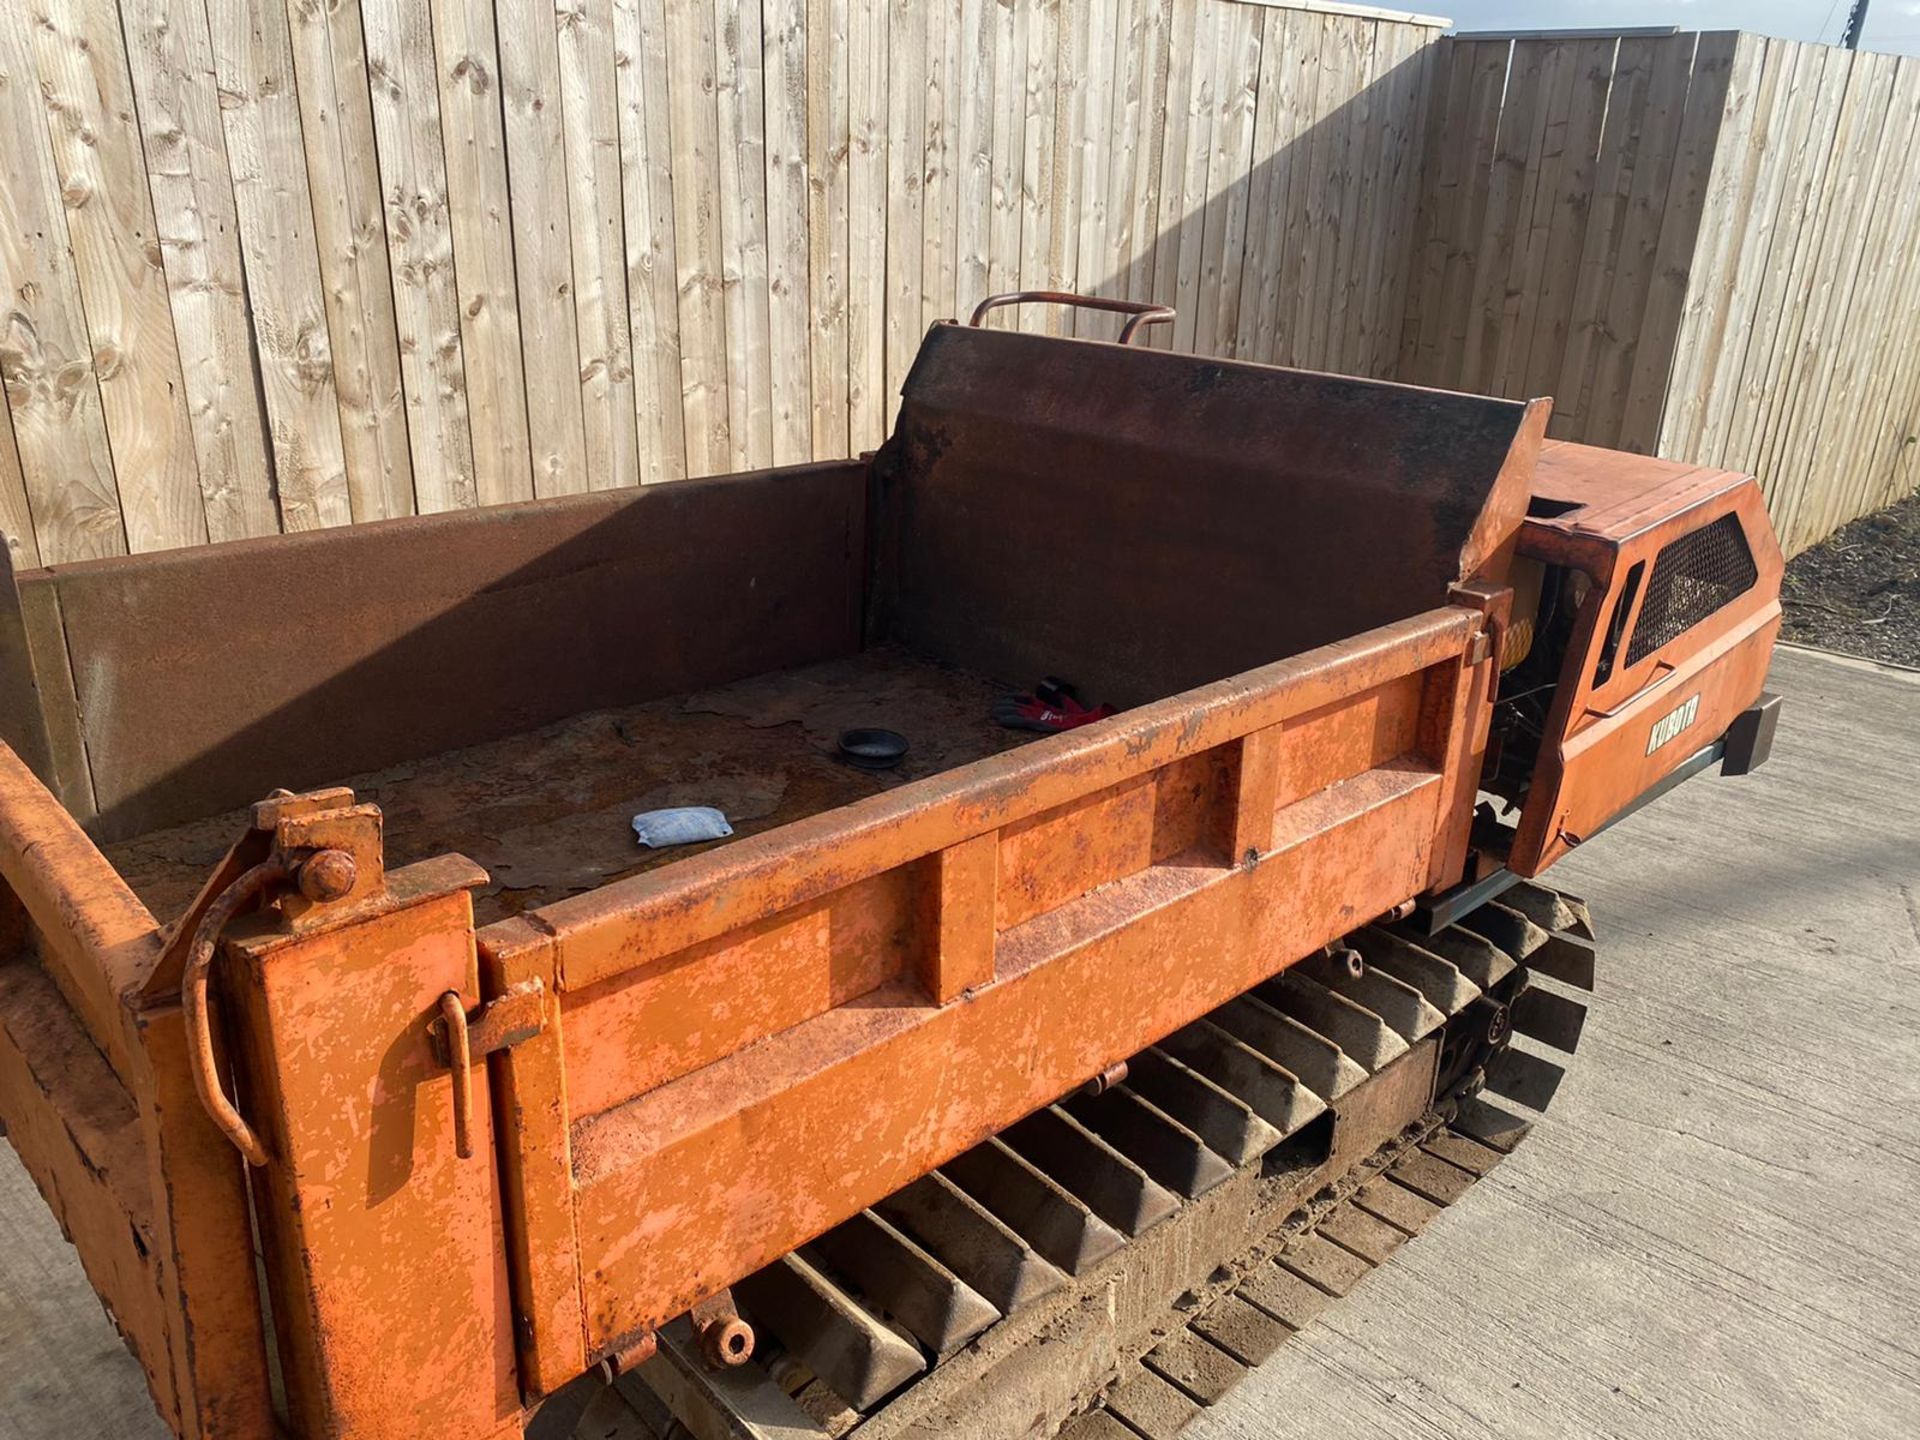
[631,806,733,849]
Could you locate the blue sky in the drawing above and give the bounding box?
[1435,1,1920,57]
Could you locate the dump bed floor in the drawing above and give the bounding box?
[107,648,1025,928]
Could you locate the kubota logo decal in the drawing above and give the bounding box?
[1647,693,1700,755]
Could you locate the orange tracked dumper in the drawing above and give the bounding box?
[0,299,1781,1439]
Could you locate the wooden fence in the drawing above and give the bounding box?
[1659,36,1920,556]
[0,0,1444,567]
[1399,30,1920,556]
[2,5,1916,568]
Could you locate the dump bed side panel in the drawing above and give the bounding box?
[478,605,1494,1374]
[876,324,1541,704]
[2,462,869,842]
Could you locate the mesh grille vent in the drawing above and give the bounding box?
[1624,514,1758,669]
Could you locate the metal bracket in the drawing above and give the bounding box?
[429,978,548,1067]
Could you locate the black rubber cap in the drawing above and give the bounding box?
[838,727,909,770]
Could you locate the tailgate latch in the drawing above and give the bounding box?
[430,978,548,1159]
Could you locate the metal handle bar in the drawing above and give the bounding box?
[967,290,1176,344]
[182,857,287,1166]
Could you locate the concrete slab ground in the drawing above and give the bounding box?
[1,644,1915,1439]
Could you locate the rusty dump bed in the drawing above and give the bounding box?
[102,648,1029,929]
[0,319,1780,1440]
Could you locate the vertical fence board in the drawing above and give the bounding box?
[1122,0,1173,312]
[1241,7,1316,365]
[559,0,643,489]
[1658,34,1771,463]
[881,0,923,410]
[1373,25,1436,379]
[361,0,479,513]
[764,0,813,464]
[433,0,536,508]
[0,394,31,567]
[1617,32,1735,453]
[922,0,960,334]
[1325,19,1379,372]
[1842,61,1920,522]
[954,0,994,324]
[1149,0,1199,351]
[285,0,415,522]
[1068,0,1113,334]
[625,0,690,482]
[1017,0,1060,334]
[845,0,886,449]
[715,0,772,467]
[32,0,207,551]
[1808,58,1920,544]
[124,0,279,541]
[206,0,355,532]
[804,0,849,458]
[1049,0,1082,319]
[1765,52,1896,550]
[0,4,122,560]
[1198,1,1260,359]
[499,0,592,496]
[663,0,728,474]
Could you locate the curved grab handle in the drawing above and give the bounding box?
[968,290,1175,345]
[1591,659,1678,719]
[181,857,287,1166]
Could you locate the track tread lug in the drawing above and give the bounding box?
[731,1255,925,1413]
[1391,922,1516,989]
[1237,1261,1332,1327]
[804,1209,1001,1356]
[1105,1367,1202,1439]
[1065,1085,1236,1199]
[1463,902,1550,960]
[1353,926,1481,1014]
[1253,974,1408,1072]
[1420,1131,1505,1177]
[1129,1047,1282,1166]
[940,1137,1127,1276]
[1058,1413,1140,1440]
[1203,999,1367,1100]
[1144,1326,1248,1406]
[1278,1232,1371,1296]
[645,1314,836,1438]
[1156,1022,1328,1138]
[1300,957,1449,1041]
[1317,1203,1407,1265]
[1001,1106,1181,1237]
[1388,1149,1477,1206]
[1354,1176,1444,1234]
[874,1172,1064,1317]
[1191,1293,1294,1367]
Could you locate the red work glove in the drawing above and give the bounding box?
[993,678,1117,733]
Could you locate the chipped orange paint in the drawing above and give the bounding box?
[561,865,918,1116]
[226,880,517,1439]
[501,621,1482,1358]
